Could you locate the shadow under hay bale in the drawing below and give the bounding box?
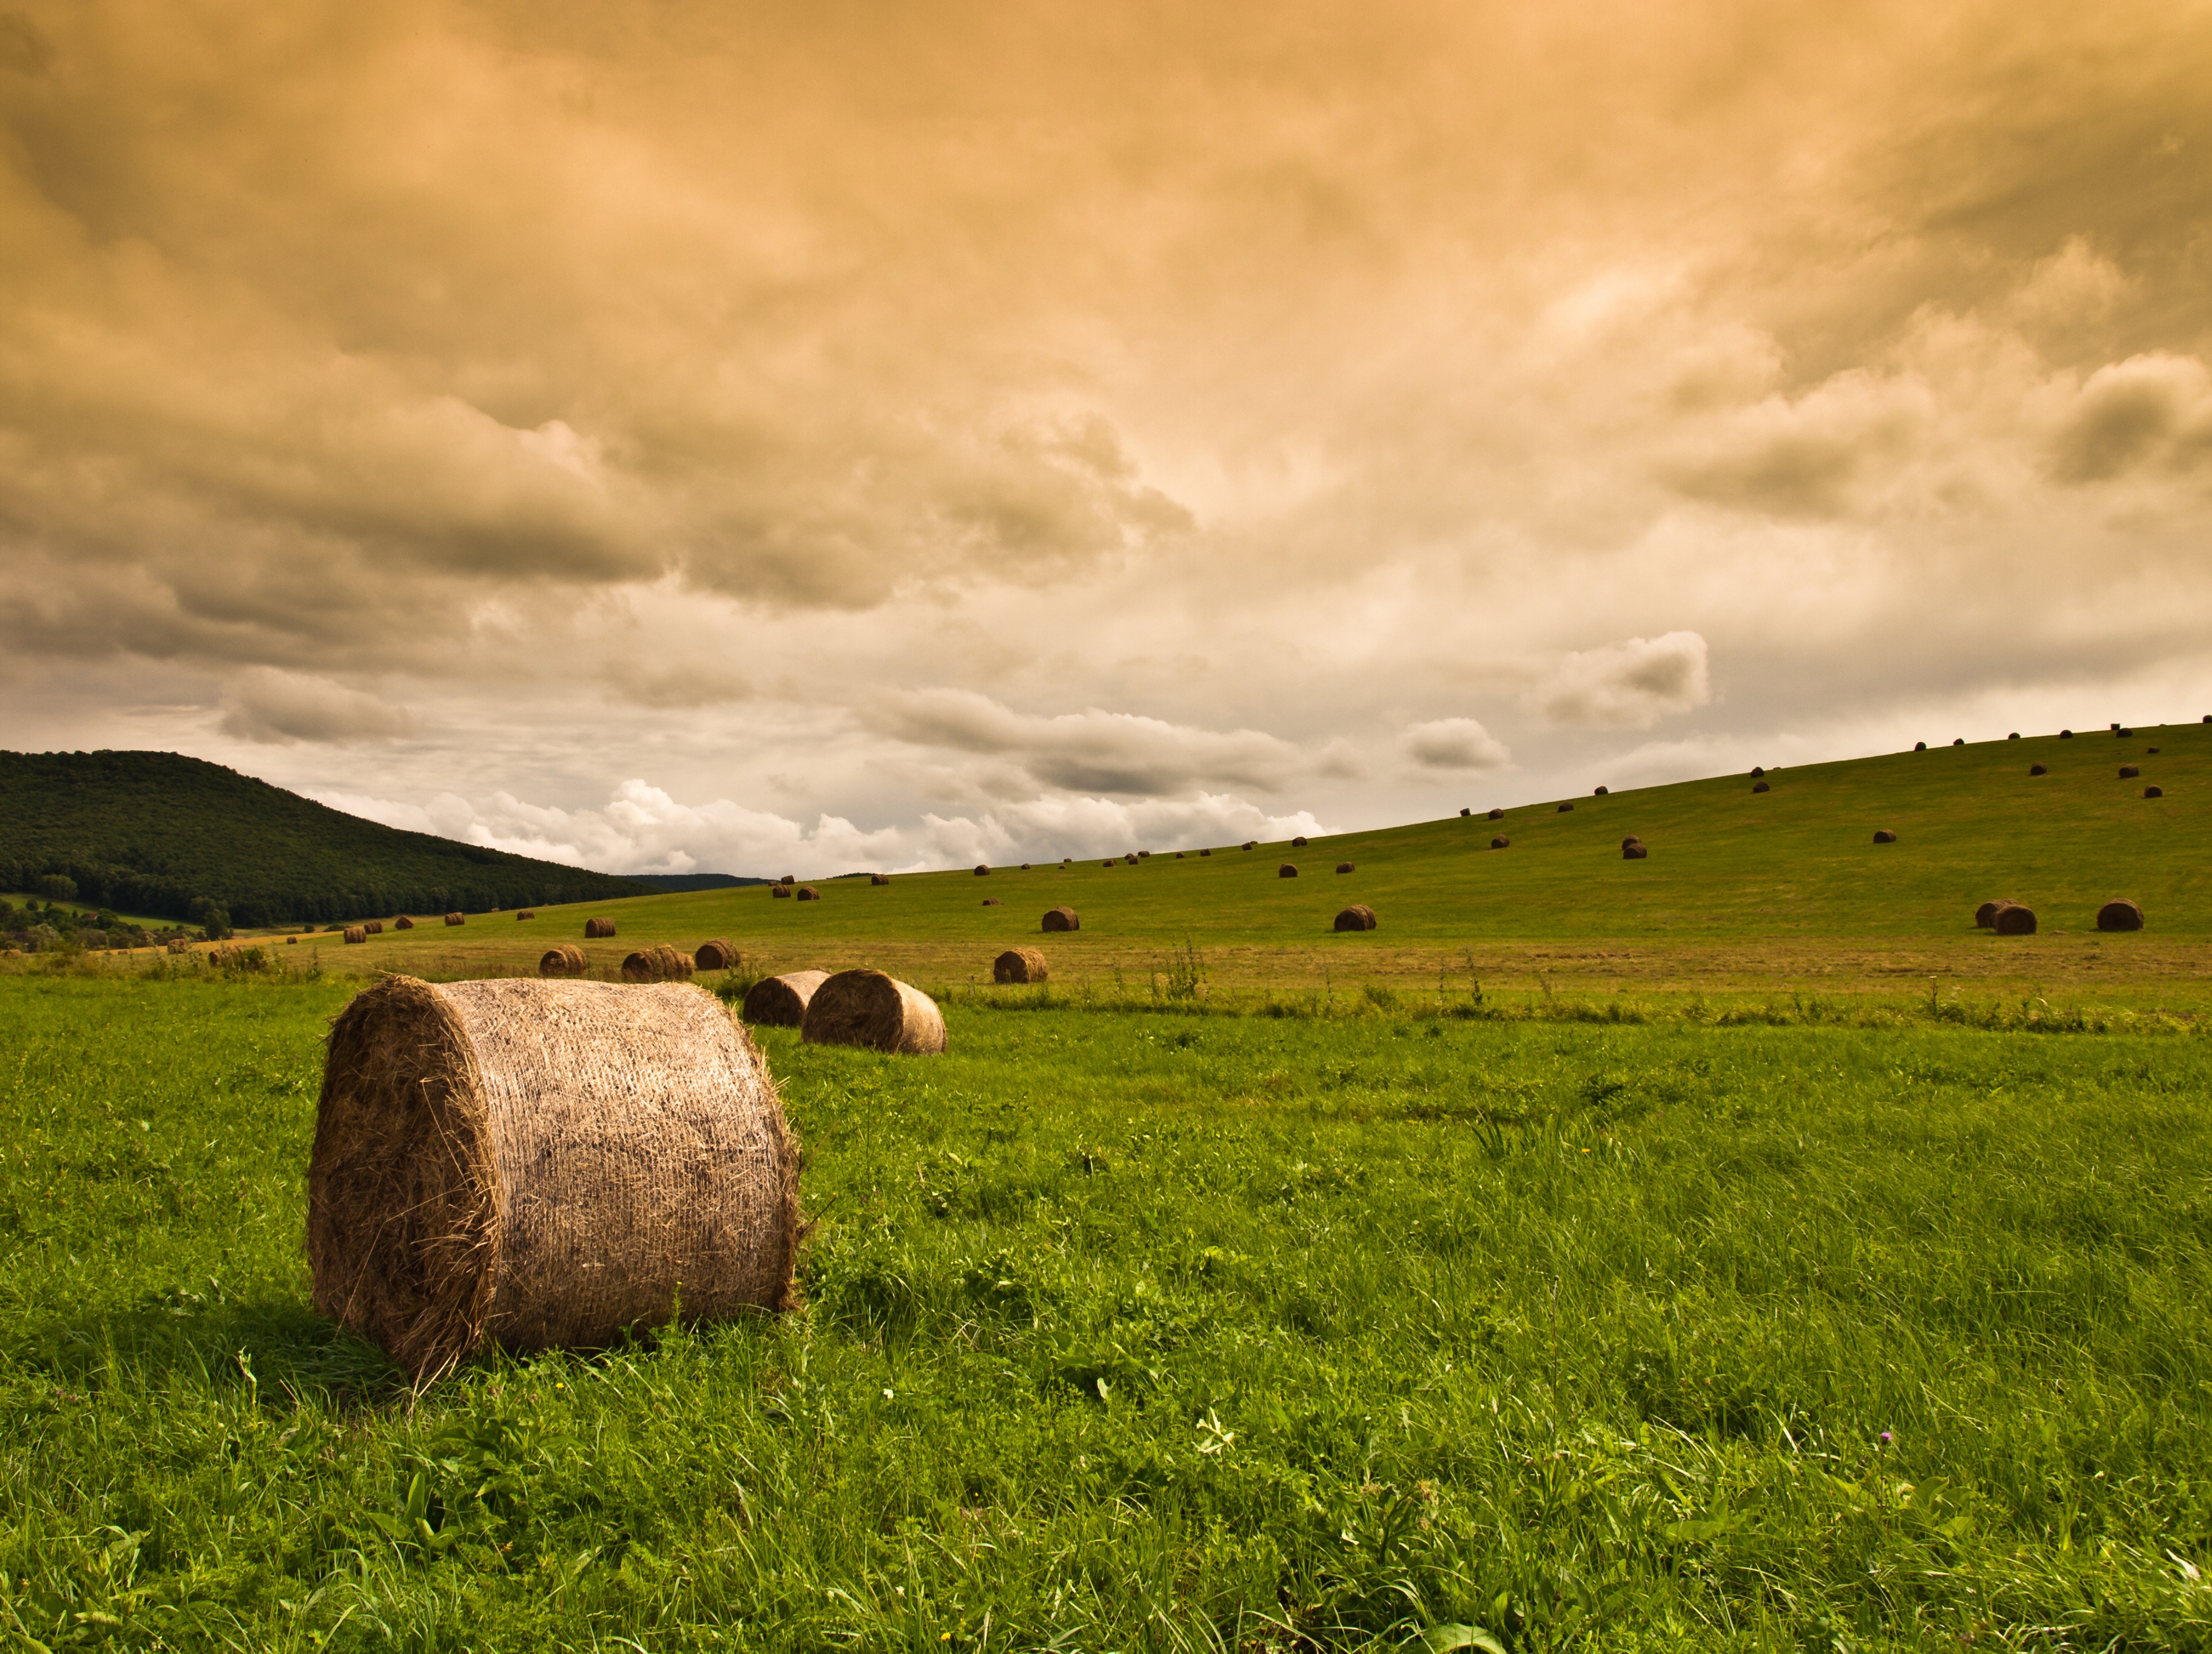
[516,910,535,921]
[1333,905,1377,931]
[1279,863,1299,877]
[1872,829,1897,844]
[994,947,1047,983]
[622,945,694,983]
[1491,835,1510,849]
[1043,906,1079,932]
[445,912,466,926]
[741,970,828,1028]
[1752,780,1770,793]
[2097,899,2145,932]
[796,886,820,901]
[871,873,891,885]
[2119,765,2140,779]
[1336,862,1355,873]
[540,944,587,977]
[2144,785,2164,797]
[2030,764,2048,775]
[694,938,738,972]
[585,917,618,938]
[1993,904,2038,935]
[395,916,415,930]
[343,926,367,944]
[802,969,946,1055]
[308,975,800,1381]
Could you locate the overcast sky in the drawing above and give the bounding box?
[5,0,2210,875]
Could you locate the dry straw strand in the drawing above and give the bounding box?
[802,969,947,1055]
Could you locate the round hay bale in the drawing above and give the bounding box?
[1279,863,1299,877]
[2009,732,2020,740]
[343,926,367,944]
[1750,766,1765,777]
[1336,861,1355,874]
[622,944,694,983]
[1242,840,1256,851]
[871,873,891,886]
[1291,835,1308,847]
[1974,901,2008,929]
[2117,727,2134,738]
[2030,763,2048,775]
[779,875,795,886]
[516,910,535,921]
[288,935,298,945]
[802,969,947,1055]
[740,970,829,1027]
[395,916,416,930]
[1138,850,1152,859]
[1459,807,1471,817]
[2060,729,2073,738]
[2097,899,2144,932]
[1174,851,1184,859]
[1101,858,1115,868]
[1594,785,1609,796]
[982,897,1000,906]
[771,885,792,899]
[2119,765,2140,779]
[1023,861,1033,870]
[1491,835,1510,849]
[1200,848,1212,857]
[974,864,991,877]
[1914,741,1927,751]
[1872,829,1897,843]
[1752,780,1770,793]
[1953,738,1964,746]
[1488,808,1504,820]
[796,886,819,901]
[540,944,587,976]
[1333,905,1378,931]
[445,912,466,927]
[1042,906,1079,932]
[1557,802,1574,813]
[165,938,190,954]
[1623,843,1647,860]
[695,939,738,971]
[2144,785,2164,798]
[1621,835,1642,849]
[994,947,1047,984]
[364,920,384,935]
[308,975,799,1380]
[1993,903,2038,936]
[1123,853,1138,865]
[585,917,618,938]
[2149,747,2161,754]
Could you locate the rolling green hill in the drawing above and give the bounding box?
[0,751,654,927]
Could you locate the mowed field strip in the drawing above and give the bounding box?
[253,723,2212,1008]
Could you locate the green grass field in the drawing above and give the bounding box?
[5,972,2210,1650]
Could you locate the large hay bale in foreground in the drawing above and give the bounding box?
[1333,905,1377,931]
[308,975,799,1381]
[695,939,738,971]
[585,917,618,938]
[343,926,367,944]
[622,945,694,983]
[802,970,946,1055]
[1043,906,1079,932]
[1872,829,1897,844]
[1279,863,1299,877]
[395,916,416,930]
[741,970,829,1027]
[445,912,466,926]
[994,947,1047,984]
[1993,904,2038,935]
[2097,899,2145,932]
[540,944,587,977]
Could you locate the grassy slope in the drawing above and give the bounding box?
[3,975,2208,1649]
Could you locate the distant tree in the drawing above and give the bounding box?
[37,873,76,901]
[199,905,232,941]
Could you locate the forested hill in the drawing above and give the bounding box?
[0,751,655,926]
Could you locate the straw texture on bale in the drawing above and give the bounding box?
[796,886,819,901]
[445,912,466,926]
[694,939,738,971]
[343,926,367,944]
[772,885,792,898]
[802,969,947,1055]
[993,947,1047,984]
[2119,765,2140,779]
[1333,905,1377,931]
[1872,829,1897,843]
[1042,907,1079,932]
[395,916,416,930]
[1279,863,1298,877]
[1292,835,1308,847]
[2097,899,2145,932]
[1488,808,1505,820]
[540,944,587,977]
[2144,785,2164,798]
[1975,901,2008,929]
[1993,904,2038,935]
[365,920,384,935]
[740,970,829,1028]
[622,945,694,983]
[1336,862,1355,874]
[308,975,800,1381]
[516,910,535,921]
[871,873,891,885]
[1491,835,1510,849]
[1752,781,1770,794]
[2030,764,2048,775]
[585,917,618,938]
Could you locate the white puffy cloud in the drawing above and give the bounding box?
[1531,633,1712,731]
[217,669,417,744]
[1400,718,1511,772]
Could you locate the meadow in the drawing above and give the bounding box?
[4,970,2210,1650]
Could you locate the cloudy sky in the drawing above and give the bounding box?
[5,0,2210,875]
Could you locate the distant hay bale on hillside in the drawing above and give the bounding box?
[2144,785,2164,798]
[796,886,819,901]
[1914,741,1927,751]
[2030,764,2048,775]
[516,910,535,921]
[1557,802,1574,813]
[585,917,618,938]
[1491,835,1510,849]
[343,926,367,944]
[1292,835,1308,847]
[871,873,891,885]
[394,916,416,930]
[1174,851,1184,859]
[1750,766,1764,777]
[802,969,946,1055]
[994,947,1047,983]
[1139,850,1152,859]
[771,885,792,899]
[1242,840,1256,850]
[2097,899,2144,932]
[2119,765,2140,779]
[622,945,694,983]
[540,944,587,976]
[982,897,1000,906]
[1333,904,1377,931]
[1993,904,2038,935]
[1623,843,1648,860]
[1974,901,2006,929]
[1043,906,1079,931]
[741,970,829,1027]
[1488,808,1504,820]
[1872,829,1897,843]
[308,975,798,1380]
[779,875,795,886]
[165,938,190,954]
[1102,858,1115,868]
[2060,729,2073,738]
[2009,732,2020,740]
[974,864,990,877]
[1594,786,1609,796]
[287,936,297,945]
[365,920,384,934]
[695,938,738,971]
[1459,807,1471,817]
[1621,835,1642,850]
[1752,780,1770,793]
[1953,738,1964,746]
[1200,848,1212,856]
[1336,862,1355,873]
[2117,727,2134,738]
[445,912,466,926]
[1279,863,1299,877]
